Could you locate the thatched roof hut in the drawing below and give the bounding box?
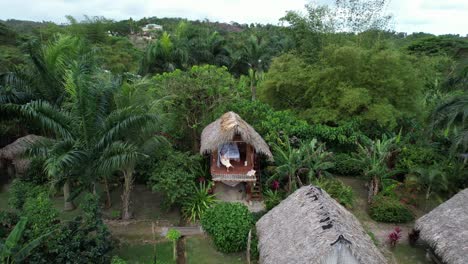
[415,188,468,264]
[200,111,273,160]
[0,134,43,175]
[256,186,387,264]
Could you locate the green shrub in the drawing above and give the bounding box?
[369,195,414,223]
[8,179,48,211]
[111,256,127,264]
[22,192,59,239]
[110,210,121,219]
[263,190,284,211]
[149,151,201,208]
[23,158,48,184]
[201,202,253,253]
[250,227,259,261]
[314,178,355,208]
[396,144,438,172]
[332,153,362,176]
[44,193,114,263]
[0,211,19,238]
[182,181,217,222]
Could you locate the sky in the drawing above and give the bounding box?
[0,0,467,35]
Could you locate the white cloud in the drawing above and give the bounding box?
[0,0,467,35]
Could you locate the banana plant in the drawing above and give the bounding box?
[0,217,50,264]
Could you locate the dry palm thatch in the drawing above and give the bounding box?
[256,186,387,264]
[0,134,44,174]
[200,111,273,160]
[415,188,468,264]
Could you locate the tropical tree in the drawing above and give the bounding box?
[351,135,399,203]
[430,92,468,153]
[271,138,334,193]
[151,65,235,151]
[16,62,161,217]
[0,217,49,264]
[140,31,188,75]
[411,164,448,200]
[232,35,270,100]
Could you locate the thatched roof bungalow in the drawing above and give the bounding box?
[200,111,273,160]
[256,186,387,264]
[200,112,272,202]
[415,188,468,264]
[0,134,43,176]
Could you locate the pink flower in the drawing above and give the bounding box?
[198,177,206,183]
[271,180,280,190]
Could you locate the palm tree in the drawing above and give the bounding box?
[13,34,84,105]
[233,35,270,100]
[351,135,398,203]
[20,63,161,217]
[140,32,189,75]
[431,92,468,153]
[270,138,334,193]
[411,164,448,200]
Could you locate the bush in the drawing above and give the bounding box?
[149,151,201,208]
[22,192,59,239]
[0,211,19,238]
[249,227,259,261]
[369,195,414,223]
[8,179,47,211]
[201,202,253,253]
[47,193,114,263]
[396,144,438,172]
[182,181,216,222]
[111,256,127,264]
[22,158,48,184]
[313,178,355,208]
[263,190,284,211]
[332,153,362,176]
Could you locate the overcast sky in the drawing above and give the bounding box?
[1,0,467,35]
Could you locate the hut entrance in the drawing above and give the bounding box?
[200,112,273,206]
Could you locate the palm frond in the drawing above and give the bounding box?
[20,100,73,139]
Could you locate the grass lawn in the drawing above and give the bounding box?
[393,244,432,264]
[115,236,245,264]
[0,182,179,224]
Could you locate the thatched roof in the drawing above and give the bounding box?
[415,189,468,264]
[0,134,44,174]
[256,186,387,264]
[200,112,273,160]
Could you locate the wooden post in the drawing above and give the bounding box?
[176,236,186,264]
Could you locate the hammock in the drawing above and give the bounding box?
[217,143,240,167]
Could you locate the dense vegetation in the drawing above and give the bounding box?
[0,0,467,262]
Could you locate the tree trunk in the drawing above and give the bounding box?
[63,179,76,211]
[104,176,112,209]
[367,176,380,204]
[121,166,135,220]
[191,128,199,153]
[250,82,256,101]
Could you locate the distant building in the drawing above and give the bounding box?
[142,24,163,33]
